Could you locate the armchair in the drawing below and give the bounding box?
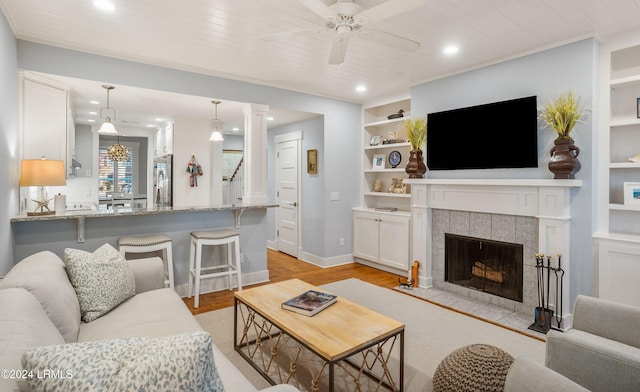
[546,295,640,392]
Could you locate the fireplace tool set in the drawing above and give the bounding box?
[529,253,565,333]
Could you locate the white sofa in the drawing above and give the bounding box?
[0,250,298,392]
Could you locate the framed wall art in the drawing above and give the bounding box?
[624,182,640,205]
[307,149,318,174]
[372,153,385,170]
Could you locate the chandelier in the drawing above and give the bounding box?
[107,137,128,161]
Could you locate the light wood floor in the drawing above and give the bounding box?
[184,249,404,315]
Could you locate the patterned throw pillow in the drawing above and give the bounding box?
[64,243,136,322]
[22,331,225,392]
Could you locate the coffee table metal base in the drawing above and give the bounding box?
[234,299,404,392]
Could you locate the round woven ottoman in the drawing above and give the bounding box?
[433,344,515,392]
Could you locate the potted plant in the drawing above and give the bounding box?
[540,91,587,179]
[403,117,427,178]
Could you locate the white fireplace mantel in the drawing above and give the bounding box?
[405,178,582,329]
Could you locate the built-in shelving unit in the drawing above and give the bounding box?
[361,98,412,212]
[353,97,413,274]
[595,37,640,307]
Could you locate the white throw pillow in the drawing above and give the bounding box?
[64,243,136,322]
[22,331,225,392]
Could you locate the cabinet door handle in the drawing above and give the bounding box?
[288,202,297,207]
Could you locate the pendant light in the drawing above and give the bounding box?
[98,85,118,135]
[209,100,224,141]
[107,136,129,162]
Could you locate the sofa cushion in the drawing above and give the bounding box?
[64,244,136,322]
[0,251,81,343]
[78,287,203,342]
[22,331,225,392]
[0,288,65,392]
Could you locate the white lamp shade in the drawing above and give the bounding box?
[98,120,118,134]
[209,131,224,141]
[19,159,66,186]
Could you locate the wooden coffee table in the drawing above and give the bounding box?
[234,279,405,391]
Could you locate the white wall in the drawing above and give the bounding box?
[173,119,213,207]
[411,38,598,300]
[0,11,18,275]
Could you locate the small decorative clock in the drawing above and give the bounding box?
[388,150,401,168]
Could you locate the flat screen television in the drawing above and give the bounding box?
[426,96,538,170]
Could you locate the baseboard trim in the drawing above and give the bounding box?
[299,252,354,268]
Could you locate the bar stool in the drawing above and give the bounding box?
[117,234,174,290]
[188,228,242,308]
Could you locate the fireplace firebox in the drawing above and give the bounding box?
[445,233,523,302]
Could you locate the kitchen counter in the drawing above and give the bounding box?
[11,202,278,295]
[11,202,278,242]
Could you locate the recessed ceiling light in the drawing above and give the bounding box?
[89,111,97,115]
[355,85,367,92]
[147,124,155,128]
[90,100,100,105]
[155,118,164,122]
[443,45,459,55]
[267,117,274,121]
[232,127,239,132]
[88,119,95,123]
[93,0,116,12]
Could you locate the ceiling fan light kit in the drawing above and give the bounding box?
[262,0,423,65]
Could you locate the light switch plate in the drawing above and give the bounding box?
[330,192,340,201]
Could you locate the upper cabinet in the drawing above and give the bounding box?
[361,98,412,212]
[155,123,173,156]
[20,72,70,173]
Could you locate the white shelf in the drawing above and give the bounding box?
[364,117,408,128]
[364,168,407,173]
[610,118,640,127]
[609,203,640,211]
[364,192,411,198]
[364,142,411,150]
[611,74,640,87]
[610,162,640,169]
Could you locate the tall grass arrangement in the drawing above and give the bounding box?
[403,117,427,151]
[540,91,587,141]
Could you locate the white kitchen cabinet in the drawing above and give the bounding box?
[21,73,69,169]
[353,208,410,272]
[155,123,174,156]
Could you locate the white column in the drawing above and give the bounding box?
[242,103,269,204]
[410,184,432,288]
[210,138,223,205]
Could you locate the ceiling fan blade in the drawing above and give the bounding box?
[358,28,420,52]
[261,27,330,41]
[357,0,426,24]
[298,0,335,20]
[328,35,350,65]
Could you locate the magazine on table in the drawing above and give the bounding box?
[281,290,337,316]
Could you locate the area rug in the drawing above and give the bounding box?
[196,278,545,391]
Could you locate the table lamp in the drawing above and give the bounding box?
[19,157,66,216]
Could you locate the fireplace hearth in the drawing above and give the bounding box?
[445,233,523,302]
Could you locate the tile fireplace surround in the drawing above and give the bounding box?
[404,179,582,330]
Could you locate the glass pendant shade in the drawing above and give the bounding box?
[98,118,117,135]
[209,101,224,141]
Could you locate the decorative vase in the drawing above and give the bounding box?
[405,150,427,179]
[548,139,581,179]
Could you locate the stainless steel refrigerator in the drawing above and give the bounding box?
[153,154,173,207]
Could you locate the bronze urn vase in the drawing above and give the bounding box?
[405,150,427,179]
[548,139,581,179]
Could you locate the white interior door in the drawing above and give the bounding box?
[275,132,301,257]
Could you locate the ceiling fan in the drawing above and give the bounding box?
[262,0,424,65]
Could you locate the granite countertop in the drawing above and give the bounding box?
[11,202,278,222]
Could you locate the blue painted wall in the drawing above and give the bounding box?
[411,38,598,298]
